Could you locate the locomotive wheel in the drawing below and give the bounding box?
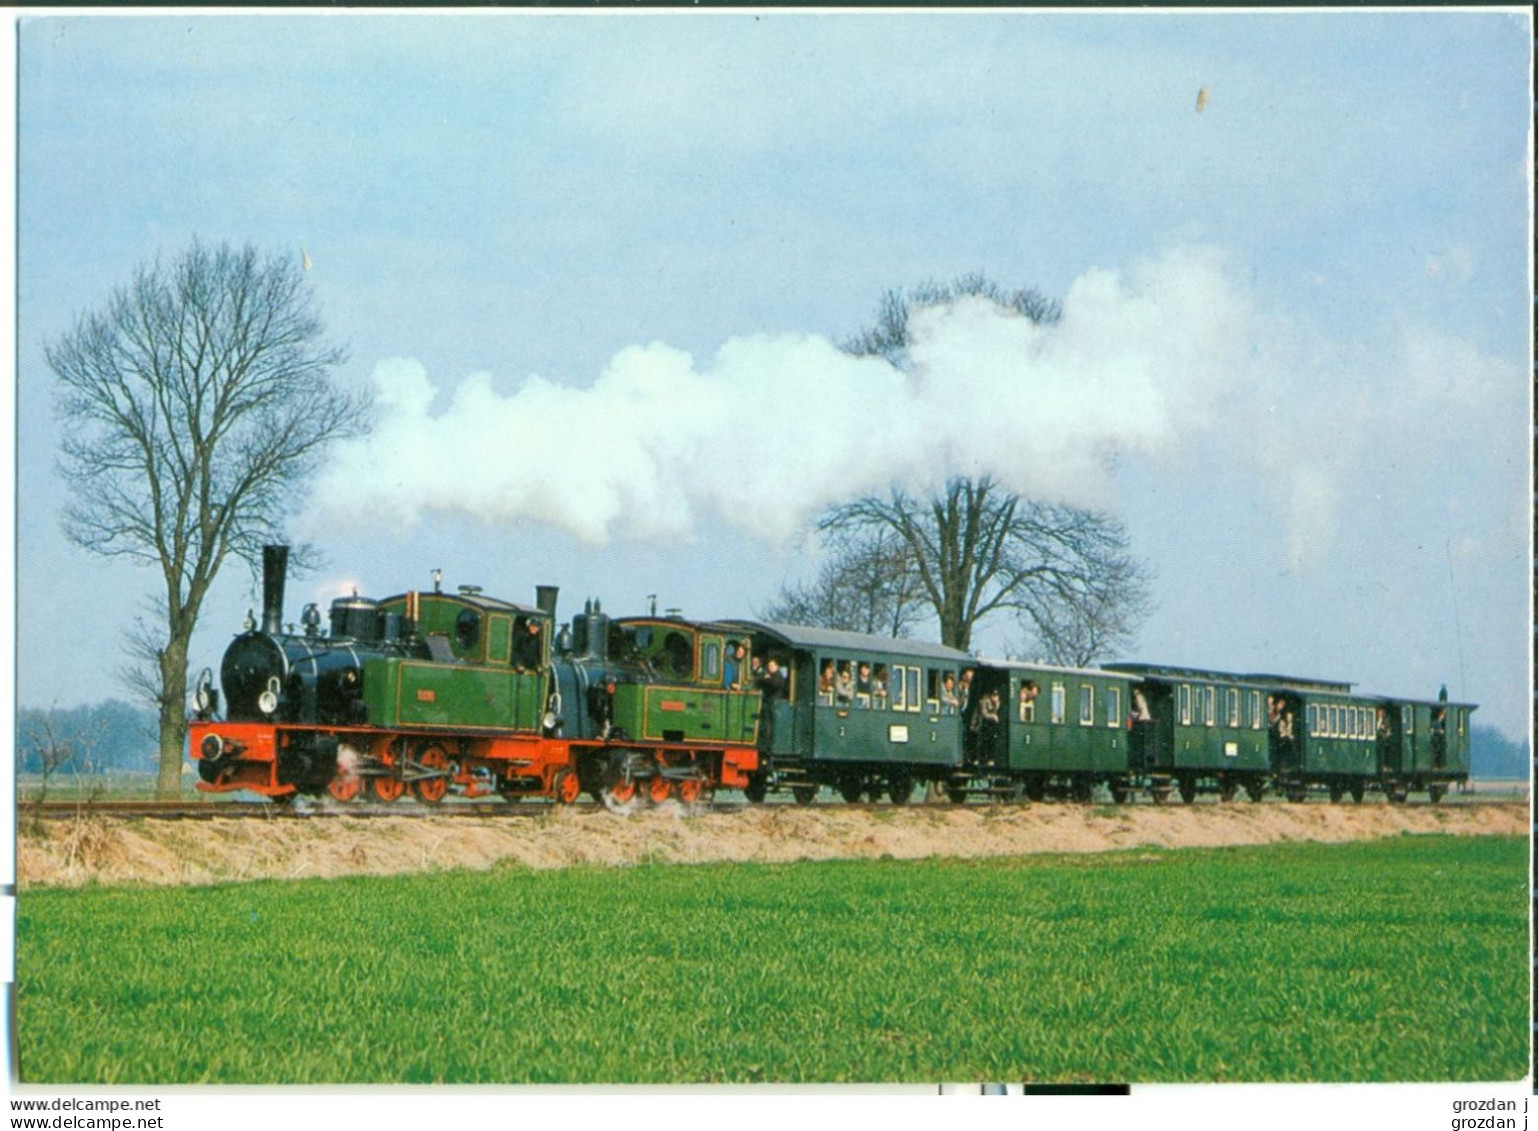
[371,775,406,803]
[1109,784,1130,805]
[1071,778,1095,805]
[945,779,970,804]
[600,751,643,813]
[1245,780,1265,803]
[677,778,704,804]
[1350,783,1365,804]
[1024,776,1046,803]
[649,775,673,804]
[553,769,582,805]
[887,771,914,806]
[838,779,863,804]
[743,774,769,804]
[1177,778,1196,805]
[1328,783,1344,804]
[791,785,818,806]
[327,772,362,803]
[413,745,450,804]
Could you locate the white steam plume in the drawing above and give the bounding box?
[306,246,1253,545]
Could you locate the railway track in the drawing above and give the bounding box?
[24,792,1522,821]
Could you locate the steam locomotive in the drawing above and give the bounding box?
[189,547,1473,807]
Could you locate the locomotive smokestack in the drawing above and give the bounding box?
[536,585,559,619]
[261,545,289,635]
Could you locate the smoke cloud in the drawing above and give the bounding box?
[307,246,1261,547]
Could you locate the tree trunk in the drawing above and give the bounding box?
[156,635,190,799]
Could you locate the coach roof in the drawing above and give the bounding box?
[717,620,974,665]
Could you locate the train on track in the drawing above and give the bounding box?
[190,547,1473,809]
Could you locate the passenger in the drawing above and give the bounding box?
[1130,687,1152,723]
[725,642,747,691]
[512,618,543,670]
[759,656,789,702]
[757,657,788,752]
[856,662,873,696]
[1019,680,1040,723]
[1278,708,1296,742]
[835,663,855,703]
[940,672,960,714]
[978,689,1002,751]
[872,665,889,706]
[959,669,975,713]
[819,661,836,697]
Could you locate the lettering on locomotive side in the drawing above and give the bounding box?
[416,690,436,703]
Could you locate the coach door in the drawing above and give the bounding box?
[1268,693,1302,774]
[1376,705,1403,774]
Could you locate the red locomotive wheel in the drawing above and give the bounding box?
[327,773,362,803]
[649,775,673,803]
[414,746,450,803]
[607,778,637,804]
[371,775,405,803]
[554,769,582,804]
[677,778,703,804]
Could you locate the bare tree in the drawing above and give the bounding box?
[840,273,1061,364]
[47,240,367,798]
[816,275,1153,661]
[19,704,108,832]
[820,479,1151,658]
[759,527,925,638]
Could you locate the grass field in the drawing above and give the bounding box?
[15,834,1528,1084]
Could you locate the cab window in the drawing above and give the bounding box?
[455,608,480,653]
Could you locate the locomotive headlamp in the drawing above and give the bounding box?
[258,675,282,716]
[200,734,224,762]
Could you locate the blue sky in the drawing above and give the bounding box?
[14,11,1532,740]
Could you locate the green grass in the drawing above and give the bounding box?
[16,835,1528,1084]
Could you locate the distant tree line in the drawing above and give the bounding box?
[1470,725,1529,780]
[16,701,158,776]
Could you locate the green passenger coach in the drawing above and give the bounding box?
[718,621,971,805]
[1106,663,1287,803]
[961,661,1136,803]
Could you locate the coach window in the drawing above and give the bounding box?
[1226,689,1240,728]
[1106,686,1122,727]
[1402,705,1414,735]
[891,666,907,711]
[1306,705,1317,736]
[1249,691,1262,729]
[1079,684,1094,726]
[1019,681,1039,723]
[1179,684,1191,725]
[1051,683,1066,725]
[905,668,921,713]
[1202,687,1216,727]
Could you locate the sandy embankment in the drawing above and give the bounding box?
[16,799,1527,890]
